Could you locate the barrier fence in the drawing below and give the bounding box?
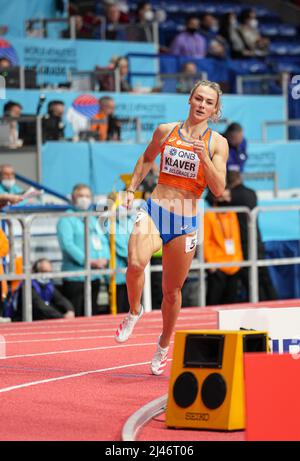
[1,204,300,321]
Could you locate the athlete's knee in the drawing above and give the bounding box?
[162,286,181,305]
[127,259,147,275]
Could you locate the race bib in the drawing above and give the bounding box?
[185,234,198,253]
[162,145,199,180]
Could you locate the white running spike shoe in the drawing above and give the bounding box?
[150,336,169,376]
[114,305,144,343]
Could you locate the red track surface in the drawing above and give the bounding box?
[0,299,298,441]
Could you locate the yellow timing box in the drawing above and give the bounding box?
[166,330,268,431]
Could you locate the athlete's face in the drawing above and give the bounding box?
[188,86,219,122]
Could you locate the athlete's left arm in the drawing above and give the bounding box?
[195,133,228,197]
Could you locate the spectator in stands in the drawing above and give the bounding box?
[169,15,207,58]
[96,56,132,92]
[62,14,92,39]
[126,1,155,42]
[81,10,102,39]
[0,164,24,195]
[91,96,121,141]
[114,56,132,92]
[227,168,277,302]
[204,189,243,305]
[176,61,198,94]
[103,1,129,40]
[42,100,65,142]
[200,13,220,40]
[0,227,9,320]
[10,258,75,321]
[57,184,110,316]
[219,12,252,58]
[223,123,248,172]
[238,9,269,57]
[0,57,12,68]
[200,13,228,59]
[2,101,23,148]
[3,101,22,119]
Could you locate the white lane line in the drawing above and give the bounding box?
[4,320,216,344]
[2,328,118,337]
[4,332,159,344]
[0,341,163,360]
[0,313,216,332]
[1,320,216,337]
[0,360,161,394]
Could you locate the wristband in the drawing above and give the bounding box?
[127,189,135,194]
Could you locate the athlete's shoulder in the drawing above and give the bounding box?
[156,122,179,136]
[211,130,229,149]
[210,130,227,143]
[153,122,179,144]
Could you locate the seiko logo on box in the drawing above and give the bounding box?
[185,412,209,422]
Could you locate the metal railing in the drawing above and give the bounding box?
[156,72,208,93]
[243,171,279,197]
[1,204,300,321]
[236,73,287,95]
[25,17,158,43]
[0,210,126,321]
[143,204,300,310]
[68,68,121,92]
[0,66,36,90]
[89,117,142,143]
[25,17,79,40]
[262,119,300,142]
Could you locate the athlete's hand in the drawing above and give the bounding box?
[193,140,207,161]
[123,190,135,209]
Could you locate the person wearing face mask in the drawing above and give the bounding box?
[169,16,207,58]
[57,184,110,316]
[200,13,220,40]
[219,12,251,58]
[8,258,75,321]
[238,9,269,57]
[0,164,24,195]
[204,189,243,305]
[199,13,228,59]
[126,1,155,42]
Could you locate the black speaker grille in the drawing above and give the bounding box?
[201,373,227,410]
[173,372,198,408]
[243,334,267,352]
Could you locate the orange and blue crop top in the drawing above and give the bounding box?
[158,122,213,198]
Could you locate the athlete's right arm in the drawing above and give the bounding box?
[124,123,176,208]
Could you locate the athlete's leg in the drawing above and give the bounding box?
[115,213,161,343]
[160,233,196,348]
[126,213,162,315]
